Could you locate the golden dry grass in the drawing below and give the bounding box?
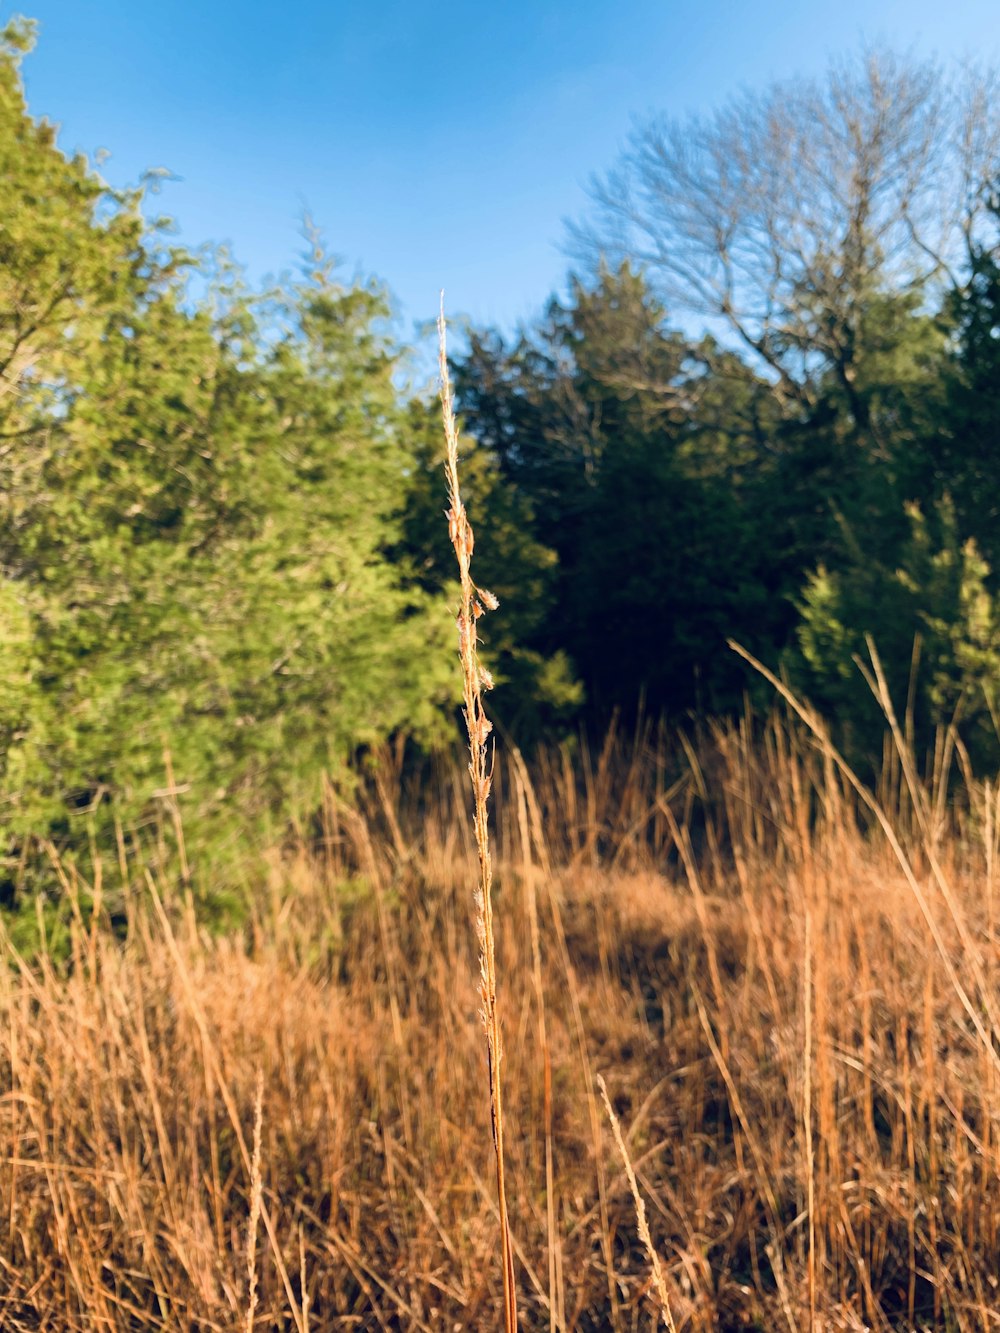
[2,715,1000,1330]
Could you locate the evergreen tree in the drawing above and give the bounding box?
[0,27,455,906]
[935,214,1000,568]
[452,267,771,721]
[797,499,1000,764]
[395,398,581,740]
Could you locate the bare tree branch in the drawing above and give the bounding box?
[576,47,1000,410]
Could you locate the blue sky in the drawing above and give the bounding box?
[10,0,1000,341]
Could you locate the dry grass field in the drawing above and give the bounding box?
[2,711,999,1331]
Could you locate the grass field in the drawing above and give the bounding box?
[2,711,999,1331]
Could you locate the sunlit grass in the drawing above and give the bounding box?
[2,713,998,1329]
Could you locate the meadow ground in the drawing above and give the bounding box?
[2,715,999,1331]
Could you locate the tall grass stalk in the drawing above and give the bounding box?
[597,1075,677,1331]
[438,298,518,1333]
[244,1069,264,1333]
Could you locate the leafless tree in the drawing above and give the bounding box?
[576,49,1000,415]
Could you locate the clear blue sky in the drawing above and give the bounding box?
[10,0,1000,340]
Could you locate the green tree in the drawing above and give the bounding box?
[934,215,1000,569]
[797,499,1000,763]
[0,26,455,907]
[453,266,772,721]
[395,398,581,739]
